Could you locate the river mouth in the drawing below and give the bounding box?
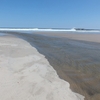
[1,31,100,100]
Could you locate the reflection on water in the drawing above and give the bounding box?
[1,31,100,100]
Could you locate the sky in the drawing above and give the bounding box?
[0,0,100,28]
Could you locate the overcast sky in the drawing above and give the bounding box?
[0,0,100,28]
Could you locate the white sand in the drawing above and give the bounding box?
[0,36,84,100]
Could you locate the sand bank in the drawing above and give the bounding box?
[0,36,84,100]
[33,31,100,43]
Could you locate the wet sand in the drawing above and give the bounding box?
[34,31,100,43]
[1,31,100,100]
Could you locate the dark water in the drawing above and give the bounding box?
[1,31,100,100]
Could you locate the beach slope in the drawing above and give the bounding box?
[0,36,84,100]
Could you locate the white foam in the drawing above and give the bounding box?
[0,28,100,32]
[0,28,76,32]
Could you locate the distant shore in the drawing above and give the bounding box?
[33,31,100,43]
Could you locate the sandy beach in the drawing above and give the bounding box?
[0,35,84,100]
[1,31,100,100]
[33,31,100,43]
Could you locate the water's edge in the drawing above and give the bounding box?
[1,31,100,100]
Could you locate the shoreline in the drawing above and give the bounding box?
[1,31,100,100]
[33,31,100,43]
[0,35,84,100]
